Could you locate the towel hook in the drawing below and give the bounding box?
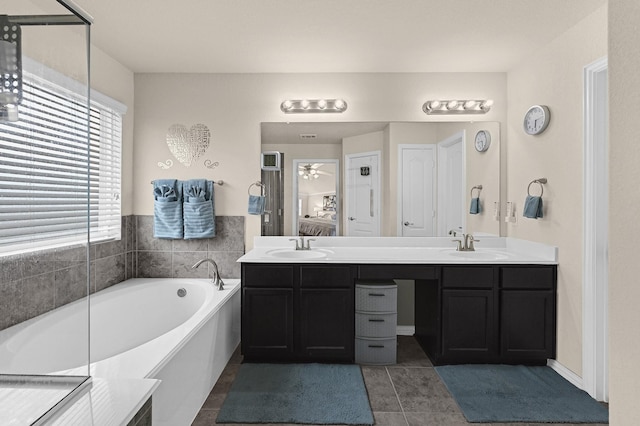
[248,181,265,196]
[470,185,483,198]
[527,178,547,197]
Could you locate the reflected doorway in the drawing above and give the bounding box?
[292,159,340,236]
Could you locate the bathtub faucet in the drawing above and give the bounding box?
[192,258,225,290]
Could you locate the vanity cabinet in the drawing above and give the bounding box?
[241,265,295,359]
[242,263,355,362]
[499,267,556,361]
[419,265,557,365]
[441,266,496,362]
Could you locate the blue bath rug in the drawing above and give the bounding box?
[435,364,609,423]
[217,363,374,425]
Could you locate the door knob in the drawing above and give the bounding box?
[404,221,414,226]
[348,216,356,221]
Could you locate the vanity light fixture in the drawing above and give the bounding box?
[280,98,347,114]
[423,99,493,115]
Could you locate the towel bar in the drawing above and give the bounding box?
[527,178,547,196]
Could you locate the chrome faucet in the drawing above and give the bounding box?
[451,233,479,251]
[192,258,225,290]
[288,236,315,250]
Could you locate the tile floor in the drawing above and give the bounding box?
[192,336,608,426]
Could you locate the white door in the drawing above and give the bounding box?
[437,132,465,236]
[399,145,436,237]
[345,152,380,236]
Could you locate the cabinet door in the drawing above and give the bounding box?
[501,290,555,362]
[299,288,354,362]
[242,288,294,360]
[441,289,496,361]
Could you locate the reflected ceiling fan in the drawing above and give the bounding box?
[298,163,329,180]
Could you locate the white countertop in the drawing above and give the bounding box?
[237,236,557,265]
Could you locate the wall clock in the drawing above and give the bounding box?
[474,130,491,152]
[523,105,551,135]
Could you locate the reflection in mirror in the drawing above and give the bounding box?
[261,121,501,237]
[293,160,339,236]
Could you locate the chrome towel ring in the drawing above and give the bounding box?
[470,185,483,198]
[527,178,547,197]
[248,181,265,196]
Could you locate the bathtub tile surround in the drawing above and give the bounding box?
[135,215,244,280]
[0,215,244,331]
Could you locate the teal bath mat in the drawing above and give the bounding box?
[217,363,374,425]
[435,364,609,423]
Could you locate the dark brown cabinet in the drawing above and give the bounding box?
[242,261,556,366]
[242,263,354,362]
[417,265,556,365]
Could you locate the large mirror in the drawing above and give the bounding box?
[261,121,501,237]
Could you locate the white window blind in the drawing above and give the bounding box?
[0,69,123,256]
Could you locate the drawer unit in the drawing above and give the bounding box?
[355,282,397,365]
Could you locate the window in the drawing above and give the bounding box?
[0,62,124,256]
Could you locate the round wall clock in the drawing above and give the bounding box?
[474,130,491,152]
[523,105,551,135]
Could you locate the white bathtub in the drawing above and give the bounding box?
[0,278,241,426]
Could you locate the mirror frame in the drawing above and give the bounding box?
[292,158,340,236]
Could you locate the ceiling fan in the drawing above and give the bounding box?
[298,163,329,180]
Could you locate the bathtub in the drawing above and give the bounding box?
[0,278,241,426]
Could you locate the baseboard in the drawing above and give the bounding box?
[547,359,584,390]
[396,326,415,336]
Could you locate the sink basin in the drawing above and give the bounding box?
[265,249,333,259]
[443,250,510,261]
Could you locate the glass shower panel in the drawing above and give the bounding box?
[0,0,92,423]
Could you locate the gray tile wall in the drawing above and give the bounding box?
[0,215,245,331]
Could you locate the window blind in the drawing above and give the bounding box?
[0,70,122,256]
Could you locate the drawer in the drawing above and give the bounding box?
[356,312,397,338]
[358,265,436,280]
[501,267,555,289]
[243,264,294,288]
[300,265,354,288]
[356,284,397,312]
[355,337,397,365]
[441,266,494,289]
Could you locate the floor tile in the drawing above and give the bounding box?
[405,411,477,426]
[387,367,460,414]
[396,336,432,367]
[373,411,409,426]
[361,366,402,412]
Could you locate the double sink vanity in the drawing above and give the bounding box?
[237,236,558,366]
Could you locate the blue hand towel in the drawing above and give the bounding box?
[470,197,480,215]
[182,179,216,239]
[523,195,543,219]
[248,194,265,215]
[153,179,183,239]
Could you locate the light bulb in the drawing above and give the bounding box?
[317,99,327,109]
[281,100,293,110]
[464,100,477,109]
[429,101,441,110]
[334,99,345,110]
[300,99,310,109]
[447,100,459,110]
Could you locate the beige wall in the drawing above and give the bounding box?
[609,1,639,423]
[133,73,507,249]
[506,5,607,377]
